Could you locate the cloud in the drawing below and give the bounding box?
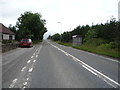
[0,0,119,39]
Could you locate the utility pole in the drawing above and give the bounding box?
[118,1,120,21]
[58,22,62,42]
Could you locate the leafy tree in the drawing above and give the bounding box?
[84,29,98,42]
[61,32,72,42]
[16,11,47,41]
[51,16,119,51]
[51,33,60,41]
[8,24,17,33]
[47,35,52,39]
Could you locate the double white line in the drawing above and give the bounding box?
[48,41,120,88]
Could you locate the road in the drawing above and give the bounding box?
[2,40,120,88]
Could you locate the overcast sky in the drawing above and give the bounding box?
[0,0,120,39]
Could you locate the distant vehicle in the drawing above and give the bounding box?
[19,38,33,47]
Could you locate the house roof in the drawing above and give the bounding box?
[72,35,82,38]
[0,23,15,35]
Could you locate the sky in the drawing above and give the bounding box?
[0,0,120,39]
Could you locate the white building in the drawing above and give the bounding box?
[0,23,15,41]
[118,1,120,21]
[72,35,82,46]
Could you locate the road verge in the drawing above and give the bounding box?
[55,41,120,60]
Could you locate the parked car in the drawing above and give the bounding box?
[19,38,33,47]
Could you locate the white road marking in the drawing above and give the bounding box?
[23,86,26,88]
[36,55,38,58]
[27,60,31,63]
[27,78,29,81]
[12,78,18,83]
[23,82,28,85]
[35,45,42,55]
[9,78,18,88]
[57,48,61,51]
[48,41,120,88]
[72,57,78,62]
[28,67,33,73]
[31,56,34,58]
[21,67,26,71]
[65,53,69,56]
[33,60,36,62]
[81,64,98,76]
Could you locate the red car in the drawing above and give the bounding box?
[19,39,33,47]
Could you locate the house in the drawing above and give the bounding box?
[0,23,15,41]
[72,35,82,46]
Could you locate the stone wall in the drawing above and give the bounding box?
[2,42,19,52]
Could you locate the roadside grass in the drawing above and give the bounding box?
[55,41,120,59]
[73,45,119,59]
[57,41,72,46]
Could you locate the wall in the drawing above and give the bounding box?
[0,33,2,41]
[2,42,19,52]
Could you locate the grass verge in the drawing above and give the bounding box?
[57,41,72,46]
[56,41,120,59]
[73,45,119,59]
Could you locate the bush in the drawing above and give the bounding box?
[84,38,108,46]
[2,40,12,44]
[98,43,111,50]
[97,42,119,50]
[2,40,18,44]
[109,42,118,49]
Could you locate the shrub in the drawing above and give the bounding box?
[2,40,12,44]
[2,40,18,44]
[97,42,119,50]
[98,43,111,50]
[109,42,118,49]
[84,38,108,46]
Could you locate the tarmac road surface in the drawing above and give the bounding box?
[2,40,120,89]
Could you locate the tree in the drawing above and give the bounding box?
[8,24,17,33]
[84,29,98,42]
[47,35,52,39]
[16,11,47,40]
[61,32,72,42]
[51,33,60,41]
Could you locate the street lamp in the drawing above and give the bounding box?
[58,22,62,42]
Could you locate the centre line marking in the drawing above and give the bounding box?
[23,82,28,85]
[21,67,26,71]
[9,78,18,88]
[28,67,33,73]
[27,78,29,80]
[31,56,34,58]
[23,86,26,88]
[33,60,36,62]
[27,60,31,63]
[36,55,38,57]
